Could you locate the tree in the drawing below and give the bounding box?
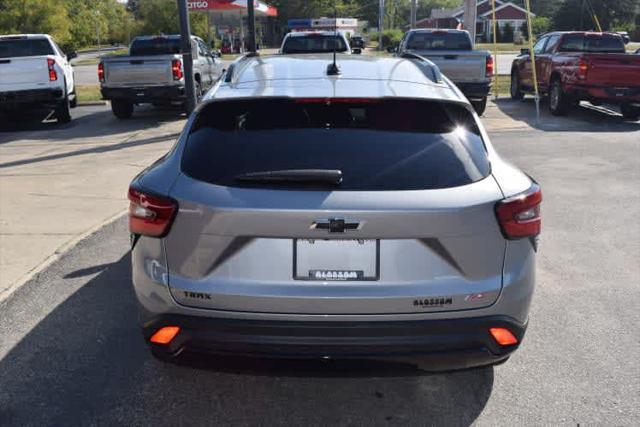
[0,0,71,45]
[136,0,208,39]
[552,0,638,31]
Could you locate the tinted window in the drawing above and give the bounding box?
[544,35,561,53]
[130,37,181,56]
[282,35,348,54]
[533,37,548,54]
[0,39,54,58]
[406,32,472,50]
[559,34,625,53]
[182,99,490,191]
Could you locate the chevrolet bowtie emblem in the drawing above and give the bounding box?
[311,219,360,233]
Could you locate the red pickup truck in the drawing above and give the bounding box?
[510,31,640,120]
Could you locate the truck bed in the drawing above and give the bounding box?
[101,54,182,87]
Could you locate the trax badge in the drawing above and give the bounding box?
[183,291,211,300]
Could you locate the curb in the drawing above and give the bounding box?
[0,209,127,304]
[78,101,107,106]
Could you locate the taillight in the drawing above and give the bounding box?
[47,58,57,81]
[495,183,542,239]
[128,187,177,237]
[485,55,494,77]
[98,62,105,82]
[578,58,589,79]
[171,59,183,80]
[489,327,518,346]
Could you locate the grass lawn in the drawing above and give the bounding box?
[76,85,102,103]
[476,43,526,53]
[491,74,512,96]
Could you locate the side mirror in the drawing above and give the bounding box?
[386,45,397,54]
[520,48,530,56]
[622,35,630,45]
[67,51,78,60]
[352,48,362,55]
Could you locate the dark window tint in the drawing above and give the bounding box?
[282,35,348,54]
[406,32,472,50]
[0,39,54,58]
[182,99,489,191]
[130,37,181,56]
[559,34,625,53]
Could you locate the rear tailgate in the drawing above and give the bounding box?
[584,53,640,87]
[413,50,488,83]
[0,57,51,90]
[162,98,506,315]
[102,55,177,86]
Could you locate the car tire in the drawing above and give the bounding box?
[195,80,203,103]
[549,78,570,116]
[55,93,72,124]
[471,97,487,116]
[70,86,77,108]
[510,70,524,101]
[111,100,134,119]
[621,104,640,121]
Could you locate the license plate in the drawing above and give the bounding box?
[293,239,379,281]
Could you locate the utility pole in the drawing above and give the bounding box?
[410,0,417,29]
[378,0,385,51]
[463,0,476,46]
[177,0,196,114]
[247,0,256,52]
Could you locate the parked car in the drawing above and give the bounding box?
[395,29,493,115]
[350,35,366,49]
[510,31,640,120]
[99,35,223,119]
[129,53,541,371]
[0,34,77,123]
[279,31,357,54]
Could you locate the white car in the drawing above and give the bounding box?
[0,34,77,123]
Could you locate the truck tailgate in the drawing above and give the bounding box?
[415,50,487,83]
[103,56,175,86]
[586,54,640,87]
[0,56,50,89]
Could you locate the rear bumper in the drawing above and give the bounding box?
[566,84,640,105]
[0,88,64,109]
[143,314,527,370]
[100,85,185,103]
[456,82,492,100]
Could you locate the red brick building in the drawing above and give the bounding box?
[415,0,535,42]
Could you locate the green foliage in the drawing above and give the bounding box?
[0,0,71,45]
[501,23,514,43]
[381,29,403,48]
[552,0,638,31]
[531,16,551,37]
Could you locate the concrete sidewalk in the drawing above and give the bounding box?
[0,105,185,301]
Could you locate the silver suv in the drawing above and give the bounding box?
[129,53,541,370]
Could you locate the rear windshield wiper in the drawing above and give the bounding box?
[234,169,343,185]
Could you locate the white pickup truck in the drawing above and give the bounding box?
[0,34,77,123]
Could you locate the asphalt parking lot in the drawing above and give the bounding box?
[0,99,639,425]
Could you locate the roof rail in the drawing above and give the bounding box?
[223,52,259,83]
[400,52,443,84]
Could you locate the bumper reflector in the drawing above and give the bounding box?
[489,327,518,346]
[150,326,181,345]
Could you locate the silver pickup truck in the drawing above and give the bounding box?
[99,35,222,119]
[396,29,493,115]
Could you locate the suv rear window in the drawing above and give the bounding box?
[130,37,181,56]
[559,34,625,53]
[282,35,348,54]
[182,99,490,191]
[0,39,54,58]
[406,32,472,50]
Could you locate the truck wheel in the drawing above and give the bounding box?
[510,70,524,100]
[55,94,72,124]
[549,78,570,116]
[471,97,487,116]
[70,86,77,108]
[111,100,134,119]
[621,104,640,121]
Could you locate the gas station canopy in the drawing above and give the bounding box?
[187,0,277,17]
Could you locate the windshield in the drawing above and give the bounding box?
[0,39,54,59]
[183,99,489,191]
[406,32,472,51]
[282,35,348,54]
[559,34,625,53]
[130,37,181,56]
